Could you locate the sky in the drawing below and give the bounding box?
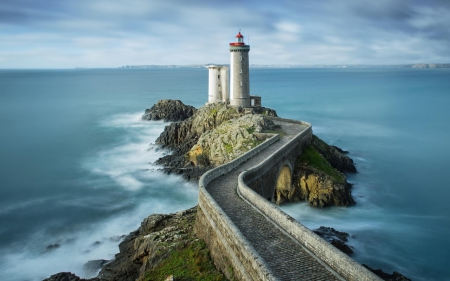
[0,0,449,68]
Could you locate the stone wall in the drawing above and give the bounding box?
[238,118,382,281]
[196,117,382,281]
[195,134,279,280]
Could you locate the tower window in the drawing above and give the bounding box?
[240,81,242,87]
[240,69,242,74]
[239,56,242,61]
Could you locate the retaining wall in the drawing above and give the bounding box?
[195,134,280,281]
[238,119,383,281]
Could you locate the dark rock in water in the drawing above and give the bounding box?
[313,226,349,242]
[311,135,357,173]
[84,260,110,277]
[363,264,412,281]
[313,226,411,281]
[45,243,60,252]
[142,99,196,122]
[42,272,98,281]
[313,226,353,254]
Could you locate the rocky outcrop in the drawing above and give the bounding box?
[311,135,356,173]
[142,99,196,122]
[314,226,412,281]
[44,207,226,281]
[154,102,280,180]
[97,207,199,281]
[43,272,97,281]
[313,226,353,255]
[292,165,355,207]
[156,103,237,151]
[188,114,277,166]
[253,106,278,117]
[275,138,355,207]
[363,265,412,281]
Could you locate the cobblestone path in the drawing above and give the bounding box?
[207,120,344,281]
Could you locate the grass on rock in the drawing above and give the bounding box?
[144,239,227,281]
[297,145,346,183]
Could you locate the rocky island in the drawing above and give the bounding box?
[45,100,410,281]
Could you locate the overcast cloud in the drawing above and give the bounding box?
[0,0,449,68]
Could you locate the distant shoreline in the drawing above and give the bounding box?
[117,63,450,69]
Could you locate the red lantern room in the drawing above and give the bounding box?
[230,31,246,46]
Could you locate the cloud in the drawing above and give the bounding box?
[0,0,449,68]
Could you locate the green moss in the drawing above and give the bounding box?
[143,239,226,281]
[297,145,345,183]
[210,109,218,115]
[224,143,233,154]
[246,127,255,135]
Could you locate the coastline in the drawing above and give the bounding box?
[44,100,411,281]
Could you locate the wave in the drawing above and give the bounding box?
[0,111,198,281]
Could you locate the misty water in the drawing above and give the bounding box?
[0,68,449,281]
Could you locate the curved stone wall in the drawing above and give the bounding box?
[196,116,382,281]
[237,119,382,281]
[196,133,280,280]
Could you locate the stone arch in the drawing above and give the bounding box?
[274,164,294,205]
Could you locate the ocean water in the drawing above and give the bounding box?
[0,68,449,281]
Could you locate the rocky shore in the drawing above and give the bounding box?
[150,100,354,207]
[153,100,280,182]
[44,207,226,281]
[44,99,411,281]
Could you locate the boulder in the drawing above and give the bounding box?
[142,99,196,122]
[42,272,96,281]
[313,226,353,255]
[363,264,412,281]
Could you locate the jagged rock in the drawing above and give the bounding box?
[253,106,278,117]
[155,103,244,179]
[97,207,198,281]
[142,99,196,122]
[188,114,276,165]
[313,226,353,255]
[274,135,357,207]
[315,228,411,280]
[156,103,238,152]
[311,135,357,173]
[42,272,97,281]
[363,264,412,281]
[83,260,110,277]
[44,207,225,281]
[292,165,355,207]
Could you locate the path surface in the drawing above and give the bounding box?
[207,120,344,281]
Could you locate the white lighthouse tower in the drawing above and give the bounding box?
[229,31,250,107]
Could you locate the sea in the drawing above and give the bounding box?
[0,68,449,281]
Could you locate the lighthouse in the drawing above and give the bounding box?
[229,31,250,107]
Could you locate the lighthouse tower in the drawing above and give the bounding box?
[229,31,250,107]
